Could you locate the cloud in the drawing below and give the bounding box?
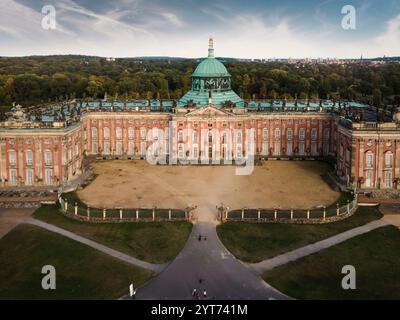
[373,14,400,56]
[159,12,184,27]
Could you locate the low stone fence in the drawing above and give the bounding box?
[59,197,191,223]
[0,201,42,209]
[225,198,358,224]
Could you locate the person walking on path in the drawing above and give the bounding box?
[203,289,207,298]
[192,288,197,297]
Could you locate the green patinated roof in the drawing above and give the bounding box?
[178,38,243,108]
[192,58,230,78]
[177,89,244,108]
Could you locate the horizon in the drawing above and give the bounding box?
[0,0,399,59]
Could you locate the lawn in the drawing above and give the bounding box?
[33,204,193,264]
[0,224,153,299]
[263,225,400,299]
[217,206,382,263]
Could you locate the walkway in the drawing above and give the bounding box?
[134,205,290,300]
[0,208,36,238]
[26,218,164,273]
[250,219,389,274]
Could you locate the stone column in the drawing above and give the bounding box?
[103,208,106,220]
[274,210,277,220]
[136,209,139,220]
[257,210,261,220]
[307,210,310,219]
[336,203,339,216]
[168,209,171,220]
[65,199,68,212]
[152,208,155,221]
[120,208,123,220]
[290,210,293,220]
[87,207,90,221]
[241,209,244,221]
[323,207,326,221]
[74,202,78,215]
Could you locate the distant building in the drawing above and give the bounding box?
[0,39,399,190]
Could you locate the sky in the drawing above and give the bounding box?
[0,0,399,59]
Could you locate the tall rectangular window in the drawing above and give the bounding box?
[45,169,52,186]
[26,151,33,166]
[45,151,52,166]
[26,169,33,186]
[385,171,392,188]
[9,151,16,165]
[10,169,17,186]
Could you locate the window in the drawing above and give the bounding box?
[366,170,372,187]
[385,171,392,188]
[193,131,198,142]
[128,127,134,139]
[311,128,317,141]
[385,152,393,168]
[236,145,242,159]
[26,169,33,186]
[141,142,146,155]
[116,127,122,140]
[45,169,52,186]
[263,142,268,156]
[45,150,52,166]
[263,128,268,141]
[237,131,242,144]
[323,128,330,140]
[116,142,122,155]
[92,142,98,154]
[128,142,134,155]
[274,128,280,141]
[10,169,17,186]
[103,127,110,140]
[104,141,110,154]
[311,142,317,156]
[366,152,373,168]
[193,145,198,158]
[26,150,33,165]
[299,142,305,155]
[287,129,293,141]
[287,142,293,156]
[9,150,16,165]
[141,128,146,139]
[91,127,98,138]
[299,129,305,141]
[178,130,183,142]
[178,144,184,159]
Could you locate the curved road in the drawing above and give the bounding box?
[136,205,289,300]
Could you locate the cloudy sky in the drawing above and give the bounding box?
[0,0,399,58]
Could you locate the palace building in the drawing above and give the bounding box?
[0,39,400,190]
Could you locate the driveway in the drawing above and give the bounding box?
[0,208,36,238]
[136,205,289,300]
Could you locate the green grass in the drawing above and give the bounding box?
[217,206,382,263]
[33,204,193,264]
[0,224,153,299]
[263,226,400,299]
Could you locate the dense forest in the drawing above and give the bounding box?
[0,55,399,107]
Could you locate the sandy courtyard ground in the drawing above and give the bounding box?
[78,161,339,216]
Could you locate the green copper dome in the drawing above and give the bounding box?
[177,38,244,109]
[192,57,230,77]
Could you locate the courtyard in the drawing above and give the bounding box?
[78,160,340,218]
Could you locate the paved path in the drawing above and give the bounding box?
[250,220,389,274]
[134,205,290,300]
[26,218,165,273]
[0,208,36,238]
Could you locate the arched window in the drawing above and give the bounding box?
[311,128,317,141]
[323,128,330,140]
[116,127,122,139]
[366,151,373,168]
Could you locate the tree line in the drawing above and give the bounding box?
[0,55,399,107]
